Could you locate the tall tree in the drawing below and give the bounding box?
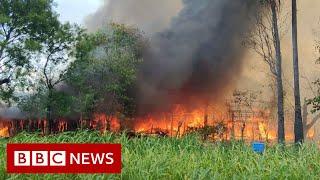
[67,23,145,131]
[0,0,58,102]
[270,0,285,144]
[38,23,80,134]
[291,0,304,143]
[244,0,286,143]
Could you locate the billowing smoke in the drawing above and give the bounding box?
[137,0,259,113]
[87,0,260,113]
[85,0,182,34]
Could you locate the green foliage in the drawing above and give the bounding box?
[39,22,81,89]
[18,86,73,119]
[67,23,146,118]
[18,86,47,118]
[17,17,81,123]
[50,90,73,117]
[17,24,81,124]
[0,0,58,102]
[307,79,320,113]
[1,131,320,179]
[310,29,320,113]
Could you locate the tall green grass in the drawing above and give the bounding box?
[0,131,320,179]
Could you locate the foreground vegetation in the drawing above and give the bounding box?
[0,131,319,179]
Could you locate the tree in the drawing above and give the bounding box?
[302,98,320,138]
[270,0,286,144]
[307,80,320,114]
[0,0,58,102]
[67,23,145,131]
[291,0,304,143]
[18,83,74,134]
[306,18,320,123]
[37,23,80,134]
[18,86,47,120]
[244,0,286,143]
[65,32,98,128]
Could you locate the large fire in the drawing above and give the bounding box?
[122,104,288,142]
[0,103,315,142]
[132,105,206,136]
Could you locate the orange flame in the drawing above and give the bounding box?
[0,104,315,142]
[0,127,9,137]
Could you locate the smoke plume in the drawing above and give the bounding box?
[86,0,259,113]
[85,0,182,34]
[138,0,258,112]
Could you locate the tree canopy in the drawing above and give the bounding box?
[66,23,146,121]
[0,0,59,102]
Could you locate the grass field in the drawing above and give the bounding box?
[0,131,320,179]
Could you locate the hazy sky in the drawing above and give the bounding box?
[52,0,320,101]
[54,0,103,25]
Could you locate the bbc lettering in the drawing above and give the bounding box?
[7,144,122,174]
[69,153,114,165]
[14,151,66,166]
[14,151,114,166]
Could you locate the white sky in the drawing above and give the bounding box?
[54,0,103,25]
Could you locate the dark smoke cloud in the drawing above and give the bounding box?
[138,0,259,112]
[86,0,260,113]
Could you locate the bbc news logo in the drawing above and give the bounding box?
[7,144,121,174]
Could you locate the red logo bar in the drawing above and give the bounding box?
[7,144,121,174]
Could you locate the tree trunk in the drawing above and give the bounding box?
[292,0,304,144]
[302,101,308,138]
[231,112,235,140]
[270,0,285,144]
[241,122,246,141]
[106,115,111,131]
[46,89,54,135]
